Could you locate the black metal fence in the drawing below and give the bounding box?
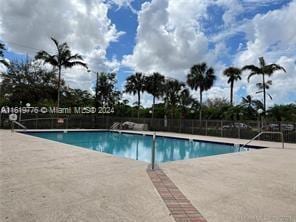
[1,114,295,143]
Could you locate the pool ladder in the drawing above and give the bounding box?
[240,131,284,149]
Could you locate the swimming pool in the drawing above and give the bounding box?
[26,131,249,163]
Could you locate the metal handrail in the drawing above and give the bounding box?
[240,131,284,149]
[11,120,27,131]
[19,117,67,122]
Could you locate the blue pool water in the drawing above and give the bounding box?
[26,131,246,163]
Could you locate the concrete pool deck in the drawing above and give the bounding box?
[1,129,296,222]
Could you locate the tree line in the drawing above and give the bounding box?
[1,38,295,122]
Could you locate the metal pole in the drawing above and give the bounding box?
[11,121,14,132]
[151,132,156,170]
[19,101,22,122]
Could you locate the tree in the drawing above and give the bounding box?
[95,72,120,107]
[35,37,87,107]
[0,43,9,67]
[63,88,93,107]
[164,79,185,118]
[223,67,241,105]
[124,72,146,118]
[187,63,216,122]
[255,80,273,101]
[1,60,60,106]
[242,57,286,112]
[268,104,296,122]
[241,95,263,112]
[145,72,165,119]
[204,98,231,120]
[179,88,195,118]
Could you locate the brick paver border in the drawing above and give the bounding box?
[147,167,207,222]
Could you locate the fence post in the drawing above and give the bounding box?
[106,116,109,129]
[179,119,181,133]
[220,120,223,137]
[205,120,208,136]
[238,125,240,138]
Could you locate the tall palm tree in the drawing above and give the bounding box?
[187,63,216,122]
[0,43,9,67]
[223,67,241,105]
[124,72,146,119]
[242,57,286,112]
[145,72,165,119]
[35,37,87,107]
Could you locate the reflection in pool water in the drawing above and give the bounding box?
[27,131,245,163]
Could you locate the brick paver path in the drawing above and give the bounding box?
[147,167,207,222]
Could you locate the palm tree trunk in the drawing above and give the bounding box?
[137,91,140,119]
[152,96,155,119]
[230,81,234,105]
[262,74,266,112]
[57,66,61,108]
[199,89,203,124]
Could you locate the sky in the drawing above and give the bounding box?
[0,0,295,107]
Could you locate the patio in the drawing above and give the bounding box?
[1,130,295,222]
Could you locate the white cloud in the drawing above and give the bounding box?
[122,91,153,108]
[234,0,296,106]
[123,0,295,106]
[122,0,210,80]
[1,0,295,107]
[0,0,124,90]
[215,0,243,26]
[0,63,7,74]
[236,1,296,65]
[106,0,137,13]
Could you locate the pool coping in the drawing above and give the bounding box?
[17,129,267,149]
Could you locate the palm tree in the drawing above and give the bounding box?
[145,72,165,119]
[256,80,273,101]
[95,72,119,107]
[241,95,263,112]
[124,72,146,119]
[223,67,241,105]
[242,57,286,112]
[35,37,87,107]
[164,79,185,118]
[0,43,9,67]
[179,88,194,118]
[187,63,216,122]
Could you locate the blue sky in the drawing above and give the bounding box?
[0,0,295,107]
